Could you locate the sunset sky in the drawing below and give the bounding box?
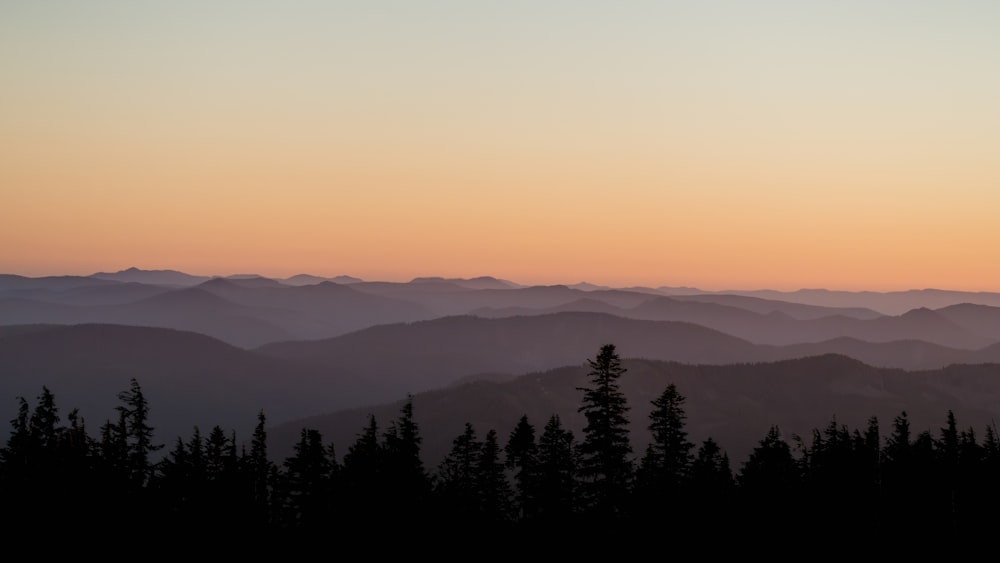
[3,1,999,290]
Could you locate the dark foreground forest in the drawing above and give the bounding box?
[3,344,999,541]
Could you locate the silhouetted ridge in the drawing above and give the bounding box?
[137,287,239,308]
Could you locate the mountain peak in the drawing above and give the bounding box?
[91,267,210,286]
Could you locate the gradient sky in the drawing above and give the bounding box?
[3,1,999,290]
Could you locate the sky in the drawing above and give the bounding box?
[2,1,999,291]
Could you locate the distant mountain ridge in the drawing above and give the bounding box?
[256,312,1000,399]
[6,322,1000,468]
[91,267,211,286]
[0,324,381,446]
[697,288,1000,316]
[270,354,1000,466]
[6,268,1000,350]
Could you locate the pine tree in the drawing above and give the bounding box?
[477,429,513,522]
[535,415,577,521]
[436,423,481,521]
[505,415,539,520]
[248,410,273,523]
[0,398,32,482]
[636,383,693,515]
[690,438,733,492]
[205,426,229,481]
[689,437,734,527]
[382,396,430,514]
[738,426,800,532]
[157,436,192,521]
[884,411,911,464]
[98,409,130,486]
[576,344,633,518]
[28,386,60,450]
[282,428,333,527]
[116,378,161,487]
[340,414,383,521]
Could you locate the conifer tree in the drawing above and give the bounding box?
[248,410,273,520]
[340,414,383,521]
[282,428,333,527]
[576,344,633,517]
[688,437,734,527]
[738,425,800,532]
[505,415,539,520]
[535,415,577,520]
[29,386,60,450]
[691,438,733,490]
[477,429,513,522]
[0,398,32,481]
[382,396,430,513]
[436,423,481,521]
[116,378,161,486]
[636,383,693,512]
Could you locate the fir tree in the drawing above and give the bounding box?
[116,378,161,487]
[477,429,513,522]
[282,428,333,527]
[505,415,539,520]
[535,415,577,520]
[382,396,430,513]
[636,383,693,513]
[436,423,481,521]
[576,344,633,518]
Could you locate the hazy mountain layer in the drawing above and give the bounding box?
[258,312,1000,398]
[272,355,1000,466]
[0,324,380,444]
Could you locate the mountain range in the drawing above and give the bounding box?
[244,354,1000,465]
[4,267,1000,464]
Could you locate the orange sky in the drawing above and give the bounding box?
[2,2,999,291]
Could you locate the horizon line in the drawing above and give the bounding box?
[3,266,1000,295]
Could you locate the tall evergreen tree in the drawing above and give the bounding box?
[505,415,539,520]
[636,383,694,515]
[28,386,60,450]
[282,428,334,527]
[436,423,481,521]
[247,410,273,524]
[340,414,383,522]
[535,415,577,521]
[205,426,230,481]
[884,411,912,464]
[477,429,513,522]
[382,396,430,513]
[0,398,32,481]
[116,378,161,487]
[576,343,633,518]
[689,437,734,527]
[690,438,733,492]
[738,426,800,532]
[98,409,130,487]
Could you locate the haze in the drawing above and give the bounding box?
[3,1,999,291]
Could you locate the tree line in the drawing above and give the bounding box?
[2,344,999,537]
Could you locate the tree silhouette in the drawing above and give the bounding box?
[535,415,577,521]
[505,415,539,520]
[738,425,800,534]
[247,410,274,525]
[282,428,334,527]
[635,383,693,519]
[340,414,383,523]
[116,378,161,487]
[477,429,513,522]
[576,343,633,518]
[436,422,481,522]
[381,396,430,516]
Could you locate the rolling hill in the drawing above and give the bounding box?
[271,355,1000,467]
[0,324,379,445]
